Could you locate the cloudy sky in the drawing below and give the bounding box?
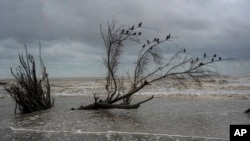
[0,0,249,78]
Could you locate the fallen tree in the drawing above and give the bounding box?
[5,44,54,114]
[75,21,233,110]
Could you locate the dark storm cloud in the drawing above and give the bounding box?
[0,0,250,77]
[0,0,46,43]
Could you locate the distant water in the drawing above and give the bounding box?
[0,76,250,140]
[1,76,250,99]
[50,76,250,99]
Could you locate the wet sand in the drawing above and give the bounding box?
[0,96,250,141]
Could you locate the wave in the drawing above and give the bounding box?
[8,127,228,141]
[2,76,250,99]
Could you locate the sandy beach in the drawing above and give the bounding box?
[0,96,249,141]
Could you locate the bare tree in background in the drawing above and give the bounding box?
[77,21,232,110]
[5,44,54,114]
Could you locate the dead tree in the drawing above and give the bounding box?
[76,21,232,110]
[5,44,54,114]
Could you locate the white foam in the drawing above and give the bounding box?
[9,127,227,140]
[3,76,250,99]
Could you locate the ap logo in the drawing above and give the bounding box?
[234,129,247,136]
[230,125,249,141]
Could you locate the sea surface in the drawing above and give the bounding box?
[1,76,250,99]
[0,76,250,141]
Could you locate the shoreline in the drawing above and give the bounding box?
[0,81,7,85]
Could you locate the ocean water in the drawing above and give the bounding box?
[1,76,250,99]
[47,76,250,99]
[0,76,250,141]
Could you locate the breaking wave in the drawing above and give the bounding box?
[1,76,250,99]
[5,127,228,141]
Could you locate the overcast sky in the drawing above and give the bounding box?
[0,0,249,78]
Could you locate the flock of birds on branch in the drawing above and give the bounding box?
[191,53,222,67]
[120,22,142,36]
[120,22,223,67]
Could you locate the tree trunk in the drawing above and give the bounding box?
[75,95,154,110]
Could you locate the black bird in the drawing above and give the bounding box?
[213,54,217,58]
[132,32,137,35]
[142,44,145,48]
[219,57,221,60]
[130,25,134,30]
[204,53,206,58]
[191,60,194,64]
[150,47,153,50]
[121,29,125,34]
[183,48,186,53]
[166,34,170,40]
[156,38,160,43]
[126,30,129,34]
[147,40,150,44]
[153,38,157,42]
[199,63,204,66]
[138,22,142,27]
[211,58,214,62]
[138,32,142,36]
[196,57,199,62]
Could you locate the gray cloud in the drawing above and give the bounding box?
[0,0,250,78]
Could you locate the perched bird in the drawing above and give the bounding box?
[138,22,142,27]
[166,34,171,40]
[204,53,206,58]
[153,38,157,42]
[196,57,199,62]
[191,60,194,64]
[130,25,134,30]
[126,30,129,34]
[150,47,153,50]
[211,58,214,62]
[219,57,221,60]
[156,38,160,43]
[138,32,142,36]
[213,54,217,58]
[142,44,145,48]
[132,32,137,35]
[183,48,186,53]
[121,29,125,34]
[199,63,204,66]
[147,40,150,44]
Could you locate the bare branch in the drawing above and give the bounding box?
[5,45,54,114]
[77,20,234,110]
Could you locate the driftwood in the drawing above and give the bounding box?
[5,45,54,114]
[77,95,153,110]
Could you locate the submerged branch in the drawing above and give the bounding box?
[77,95,154,110]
